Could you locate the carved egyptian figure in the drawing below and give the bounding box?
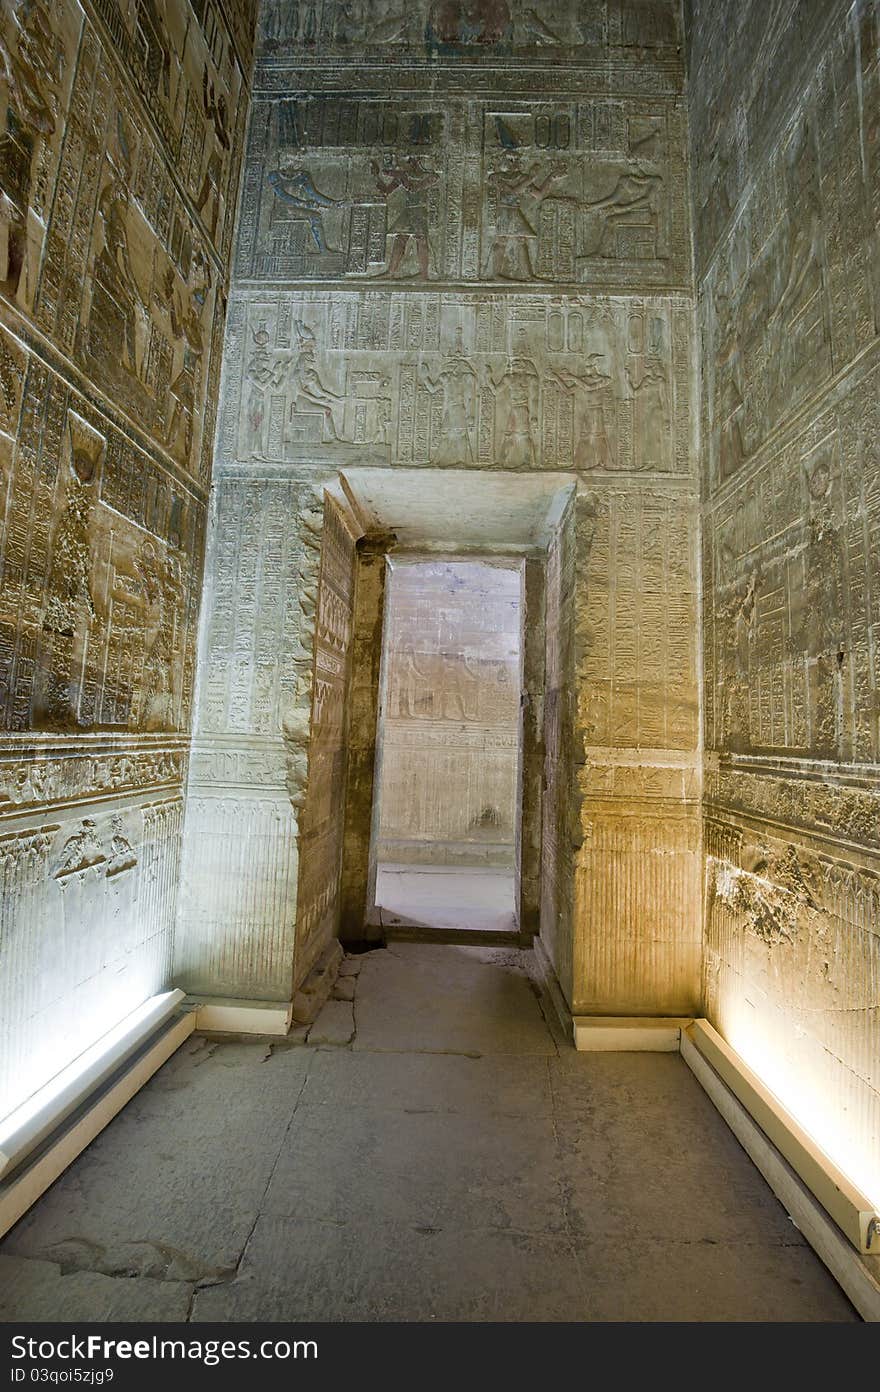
[627,356,670,470]
[268,164,340,253]
[484,153,567,280]
[0,0,64,301]
[34,448,99,729]
[440,650,478,720]
[426,0,512,49]
[371,153,438,279]
[554,358,613,469]
[419,338,477,464]
[138,541,181,731]
[487,358,540,468]
[95,169,148,376]
[286,322,344,440]
[244,328,279,459]
[397,642,429,717]
[714,287,746,480]
[161,253,211,460]
[581,167,661,258]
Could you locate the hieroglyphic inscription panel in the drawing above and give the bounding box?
[689,0,880,1202]
[0,0,252,1118]
[223,289,691,475]
[236,91,688,290]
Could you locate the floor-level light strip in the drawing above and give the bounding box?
[684,1019,879,1255]
[0,989,186,1181]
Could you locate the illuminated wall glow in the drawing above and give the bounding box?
[689,0,880,1224]
[0,801,182,1123]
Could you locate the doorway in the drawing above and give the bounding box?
[368,556,524,935]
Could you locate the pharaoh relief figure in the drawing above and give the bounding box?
[371,152,439,279]
[483,149,567,281]
[154,247,212,464]
[94,142,150,379]
[627,353,671,472]
[136,537,182,732]
[33,416,105,730]
[0,0,65,303]
[551,356,614,470]
[485,357,540,468]
[418,331,478,465]
[439,649,479,721]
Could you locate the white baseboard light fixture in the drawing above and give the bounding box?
[0,989,187,1182]
[682,1019,880,1256]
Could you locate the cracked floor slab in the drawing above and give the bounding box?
[0,946,859,1322]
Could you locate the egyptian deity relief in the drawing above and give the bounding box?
[222,291,690,474]
[0,0,249,1117]
[256,0,680,59]
[236,92,687,290]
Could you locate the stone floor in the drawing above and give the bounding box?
[375,865,517,933]
[0,944,858,1322]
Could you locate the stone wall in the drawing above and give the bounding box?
[687,0,880,1201]
[180,0,701,1015]
[376,560,521,868]
[0,0,253,1118]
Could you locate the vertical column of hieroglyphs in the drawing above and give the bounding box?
[0,0,255,1118]
[181,0,701,1012]
[688,0,880,1199]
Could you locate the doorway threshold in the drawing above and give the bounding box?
[382,923,521,947]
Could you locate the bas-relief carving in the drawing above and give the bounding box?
[698,7,880,488]
[704,361,880,766]
[0,334,204,736]
[237,93,687,288]
[0,0,247,1111]
[0,3,244,483]
[224,291,690,474]
[0,746,183,815]
[256,0,679,57]
[691,0,880,1202]
[0,795,182,1118]
[704,813,880,1201]
[577,488,698,752]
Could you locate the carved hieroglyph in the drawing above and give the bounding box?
[0,0,248,1119]
[689,0,880,1203]
[220,290,691,474]
[180,0,700,1015]
[376,560,522,866]
[236,91,688,289]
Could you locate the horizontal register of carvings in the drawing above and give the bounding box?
[0,0,252,1116]
[689,0,880,1204]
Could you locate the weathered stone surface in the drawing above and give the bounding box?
[178,0,701,1024]
[0,0,250,1119]
[338,954,363,976]
[307,997,355,1044]
[331,974,355,1000]
[0,1255,193,1322]
[1,1036,312,1280]
[1,942,856,1324]
[352,942,554,1056]
[291,938,344,1024]
[688,0,880,1209]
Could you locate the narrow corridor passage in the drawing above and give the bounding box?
[0,947,856,1322]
